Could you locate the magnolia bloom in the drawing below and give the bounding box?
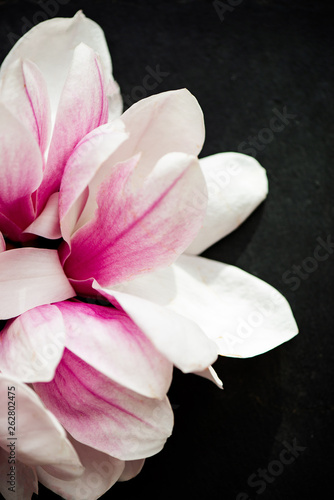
[0,11,298,500]
[0,11,121,242]
[0,303,182,499]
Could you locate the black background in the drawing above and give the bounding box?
[0,1,333,499]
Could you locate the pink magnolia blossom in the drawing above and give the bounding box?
[0,11,122,242]
[0,12,298,500]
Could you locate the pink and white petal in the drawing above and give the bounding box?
[0,232,5,252]
[112,89,205,179]
[0,248,75,320]
[186,153,269,255]
[94,282,218,374]
[81,89,205,218]
[0,12,112,120]
[37,437,124,500]
[34,349,174,461]
[117,254,298,358]
[193,366,223,389]
[0,305,66,383]
[37,43,109,212]
[0,104,43,235]
[118,459,145,482]
[64,152,207,288]
[59,121,128,243]
[24,192,61,239]
[0,374,83,476]
[0,213,35,244]
[0,58,51,155]
[106,253,298,358]
[0,449,38,500]
[56,301,173,399]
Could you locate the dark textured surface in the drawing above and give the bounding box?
[0,1,333,499]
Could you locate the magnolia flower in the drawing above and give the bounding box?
[0,11,298,500]
[0,11,122,242]
[0,302,183,499]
